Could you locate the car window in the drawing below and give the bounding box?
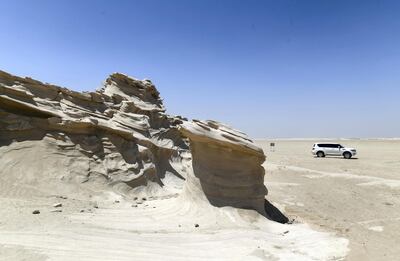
[323,144,339,148]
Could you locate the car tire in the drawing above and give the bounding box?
[343,152,352,159]
[317,151,325,158]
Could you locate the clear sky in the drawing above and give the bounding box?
[1,0,399,138]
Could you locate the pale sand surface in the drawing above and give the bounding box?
[1,138,397,260]
[0,140,349,261]
[0,191,347,261]
[256,139,400,261]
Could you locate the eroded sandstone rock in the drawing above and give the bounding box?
[179,120,268,216]
[0,70,277,219]
[0,70,188,197]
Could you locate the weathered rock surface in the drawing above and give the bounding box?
[179,120,268,216]
[0,70,188,198]
[0,70,275,218]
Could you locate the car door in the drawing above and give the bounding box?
[325,144,335,155]
[332,144,342,156]
[325,144,339,155]
[320,144,331,155]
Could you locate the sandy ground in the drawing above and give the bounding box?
[5,138,398,260]
[256,139,400,261]
[0,190,347,261]
[0,140,352,261]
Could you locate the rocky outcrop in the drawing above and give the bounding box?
[0,70,281,220]
[0,70,188,197]
[179,120,268,216]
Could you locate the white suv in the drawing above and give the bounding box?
[312,143,357,159]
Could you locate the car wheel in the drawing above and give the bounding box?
[343,152,352,159]
[317,151,325,158]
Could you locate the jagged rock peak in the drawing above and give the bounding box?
[101,72,165,112]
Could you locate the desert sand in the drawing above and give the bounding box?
[256,139,400,260]
[0,70,386,260]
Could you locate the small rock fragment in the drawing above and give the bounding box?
[194,224,199,228]
[50,209,62,213]
[32,210,40,214]
[53,203,62,208]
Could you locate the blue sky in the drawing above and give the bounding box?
[1,0,399,138]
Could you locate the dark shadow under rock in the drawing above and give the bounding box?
[264,199,289,224]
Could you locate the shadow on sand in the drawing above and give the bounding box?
[314,156,358,160]
[264,200,289,224]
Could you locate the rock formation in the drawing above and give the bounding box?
[179,120,268,216]
[0,70,187,197]
[0,70,280,220]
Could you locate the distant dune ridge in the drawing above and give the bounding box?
[0,70,348,260]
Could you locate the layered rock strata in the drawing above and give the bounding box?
[179,120,268,216]
[0,70,187,196]
[0,70,277,219]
